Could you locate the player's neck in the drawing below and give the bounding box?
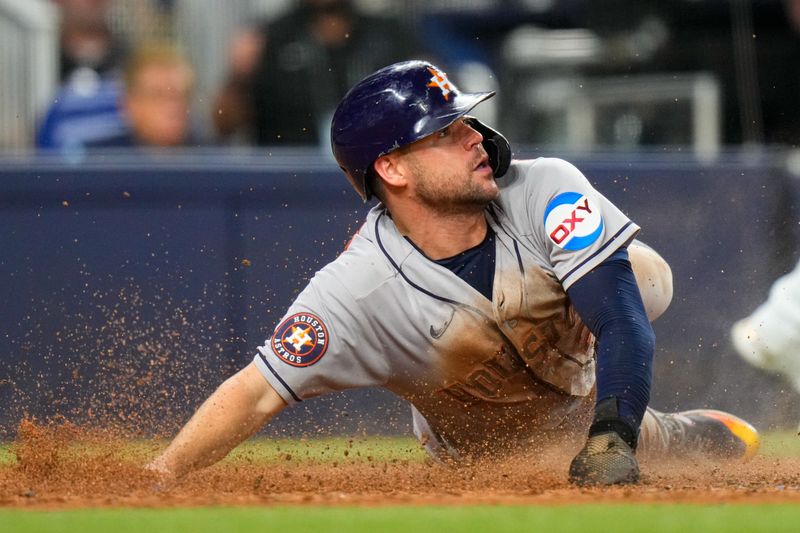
[389,207,488,260]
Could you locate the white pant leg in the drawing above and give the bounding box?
[733,258,800,388]
[748,259,800,354]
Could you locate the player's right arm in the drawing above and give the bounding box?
[147,361,286,480]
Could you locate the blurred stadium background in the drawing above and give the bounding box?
[2,0,800,439]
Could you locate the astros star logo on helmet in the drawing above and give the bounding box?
[427,67,457,101]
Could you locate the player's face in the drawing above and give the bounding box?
[400,118,499,213]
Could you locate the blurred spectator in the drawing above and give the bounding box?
[55,0,127,83]
[36,72,126,153]
[212,26,266,144]
[36,0,129,152]
[213,0,426,146]
[89,44,197,148]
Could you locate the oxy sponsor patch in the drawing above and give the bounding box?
[271,312,329,367]
[544,192,604,250]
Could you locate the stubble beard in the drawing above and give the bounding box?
[411,159,499,216]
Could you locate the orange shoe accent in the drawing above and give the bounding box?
[697,410,760,461]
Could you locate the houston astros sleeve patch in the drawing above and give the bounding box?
[271,312,330,367]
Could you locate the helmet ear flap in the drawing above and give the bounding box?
[464,117,511,178]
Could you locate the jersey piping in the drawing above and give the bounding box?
[256,351,302,402]
[374,209,492,319]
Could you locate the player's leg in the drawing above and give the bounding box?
[411,405,461,464]
[731,257,800,391]
[628,243,761,462]
[637,407,759,461]
[628,240,673,322]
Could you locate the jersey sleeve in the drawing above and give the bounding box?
[522,158,640,289]
[252,265,391,405]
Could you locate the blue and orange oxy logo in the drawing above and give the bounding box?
[544,192,604,251]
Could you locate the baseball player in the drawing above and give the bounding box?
[148,60,759,486]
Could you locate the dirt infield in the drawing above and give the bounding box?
[2,420,800,510]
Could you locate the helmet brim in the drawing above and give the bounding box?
[407,90,496,145]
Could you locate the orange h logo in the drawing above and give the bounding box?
[427,67,456,101]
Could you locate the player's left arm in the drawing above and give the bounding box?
[565,246,655,485]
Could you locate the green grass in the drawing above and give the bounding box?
[0,435,428,469]
[0,443,12,465]
[226,435,426,463]
[2,504,800,533]
[759,430,800,457]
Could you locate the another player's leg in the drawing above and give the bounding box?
[731,258,800,391]
[638,407,760,461]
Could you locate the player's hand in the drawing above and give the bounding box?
[568,430,640,486]
[143,458,178,492]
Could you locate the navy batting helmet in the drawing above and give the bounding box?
[331,60,511,201]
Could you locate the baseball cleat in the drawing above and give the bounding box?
[663,409,760,461]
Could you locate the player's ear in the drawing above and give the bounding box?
[373,154,408,190]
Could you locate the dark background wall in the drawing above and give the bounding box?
[1,150,798,439]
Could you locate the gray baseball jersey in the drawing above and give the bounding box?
[254,157,640,455]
